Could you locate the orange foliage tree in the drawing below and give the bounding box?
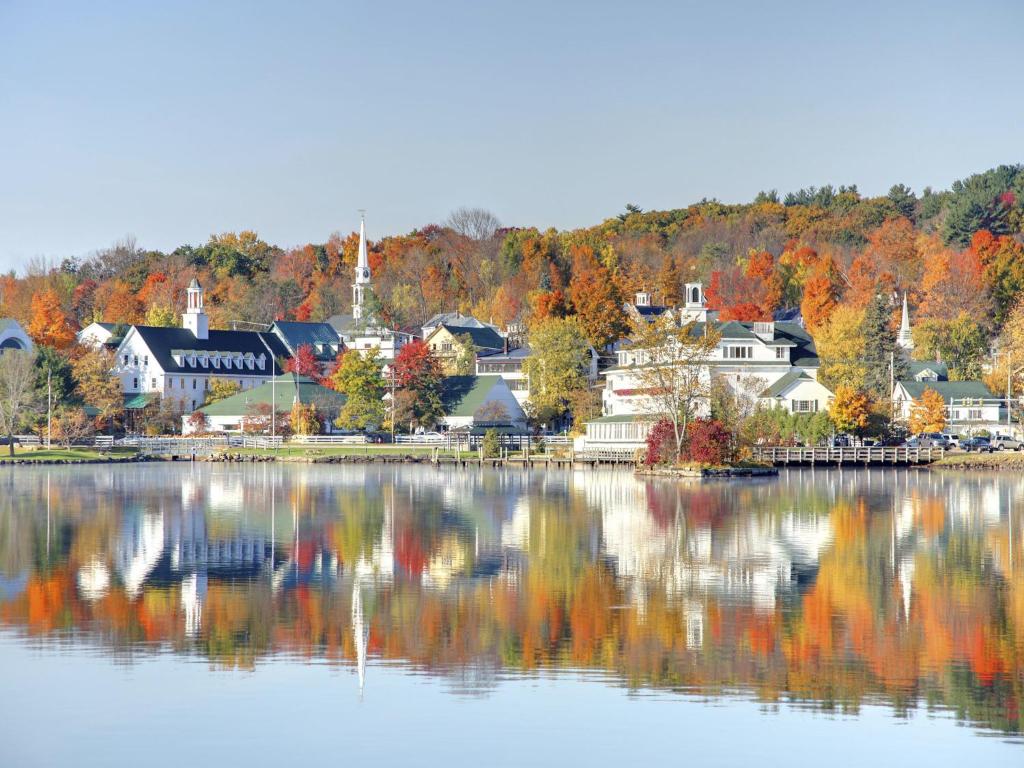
[27,290,75,349]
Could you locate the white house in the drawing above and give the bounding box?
[112,279,285,413]
[476,343,601,409]
[0,319,32,353]
[76,321,120,349]
[892,380,1004,435]
[438,375,528,431]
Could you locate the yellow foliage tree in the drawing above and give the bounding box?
[815,305,866,391]
[205,378,240,405]
[909,387,946,434]
[828,385,871,435]
[290,401,321,436]
[144,304,177,327]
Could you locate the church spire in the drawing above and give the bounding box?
[352,211,371,321]
[897,292,914,351]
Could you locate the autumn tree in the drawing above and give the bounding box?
[909,387,946,434]
[331,349,385,431]
[829,386,870,436]
[144,304,176,327]
[568,262,627,350]
[392,340,445,430]
[205,378,240,405]
[290,402,321,436]
[800,256,841,334]
[815,305,866,391]
[452,334,477,376]
[71,348,123,434]
[911,315,987,381]
[26,290,75,349]
[627,315,721,463]
[522,317,591,426]
[284,343,323,379]
[50,406,96,447]
[970,230,1024,325]
[0,349,39,455]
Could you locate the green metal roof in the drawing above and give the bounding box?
[439,375,509,418]
[123,393,157,410]
[761,370,813,398]
[199,375,346,416]
[897,380,995,403]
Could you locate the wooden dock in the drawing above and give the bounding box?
[752,446,944,466]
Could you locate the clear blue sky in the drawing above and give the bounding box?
[1,0,1022,271]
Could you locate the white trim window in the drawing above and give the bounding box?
[723,345,753,360]
[793,399,818,413]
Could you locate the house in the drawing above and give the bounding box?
[327,215,414,363]
[0,319,32,352]
[421,311,501,341]
[581,414,658,453]
[426,323,506,374]
[184,374,347,434]
[603,306,831,419]
[438,375,528,431]
[892,380,1004,435]
[76,321,121,349]
[475,343,601,408]
[113,279,285,414]
[268,320,341,363]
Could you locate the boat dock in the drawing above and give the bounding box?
[752,446,944,466]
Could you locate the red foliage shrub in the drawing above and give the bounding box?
[684,418,732,465]
[643,419,677,466]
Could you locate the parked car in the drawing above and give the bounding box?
[942,434,964,449]
[921,432,953,448]
[990,433,1024,451]
[906,434,948,448]
[962,436,995,453]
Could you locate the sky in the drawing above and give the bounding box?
[1,0,1022,272]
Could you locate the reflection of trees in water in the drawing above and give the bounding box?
[0,465,1021,735]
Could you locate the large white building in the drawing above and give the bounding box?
[112,279,285,413]
[586,283,833,451]
[0,319,32,353]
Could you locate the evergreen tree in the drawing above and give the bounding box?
[862,292,908,398]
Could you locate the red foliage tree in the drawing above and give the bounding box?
[684,418,732,465]
[283,343,323,379]
[643,418,677,466]
[393,339,442,389]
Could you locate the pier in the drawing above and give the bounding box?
[752,446,944,466]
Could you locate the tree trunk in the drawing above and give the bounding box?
[7,431,13,457]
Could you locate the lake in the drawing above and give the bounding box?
[0,464,1021,766]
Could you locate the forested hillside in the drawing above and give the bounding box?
[4,164,1024,390]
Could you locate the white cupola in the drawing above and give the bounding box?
[182,277,209,340]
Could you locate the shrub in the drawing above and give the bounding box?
[684,418,732,465]
[482,428,501,458]
[643,419,677,466]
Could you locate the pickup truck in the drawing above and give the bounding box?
[990,434,1024,451]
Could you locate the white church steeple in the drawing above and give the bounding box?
[897,292,914,351]
[352,211,371,321]
[182,277,208,340]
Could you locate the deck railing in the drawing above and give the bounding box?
[752,446,944,465]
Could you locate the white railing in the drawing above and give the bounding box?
[289,434,368,445]
[13,434,41,447]
[234,436,284,450]
[395,434,450,445]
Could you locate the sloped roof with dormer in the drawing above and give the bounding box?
[128,326,285,375]
[270,321,341,359]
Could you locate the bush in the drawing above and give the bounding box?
[684,418,732,465]
[481,428,501,458]
[643,419,677,466]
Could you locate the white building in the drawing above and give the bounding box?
[112,279,284,413]
[328,213,414,363]
[475,344,600,408]
[892,380,1003,435]
[0,319,32,353]
[76,321,120,349]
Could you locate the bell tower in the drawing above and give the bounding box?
[182,277,208,340]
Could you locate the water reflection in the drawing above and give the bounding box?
[0,465,1022,737]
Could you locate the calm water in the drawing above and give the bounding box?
[1,464,1022,766]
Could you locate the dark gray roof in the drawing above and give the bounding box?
[761,370,812,397]
[478,345,530,361]
[130,326,285,375]
[438,324,505,351]
[270,321,341,359]
[897,380,995,403]
[907,360,949,381]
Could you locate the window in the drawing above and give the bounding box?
[151,378,156,389]
[133,355,138,366]
[723,346,753,360]
[775,347,786,359]
[192,378,197,389]
[122,354,128,365]
[509,379,529,391]
[132,378,138,389]
[968,408,983,420]
[180,378,185,388]
[168,379,173,389]
[793,400,818,413]
[205,379,209,390]
[441,342,453,352]
[143,355,149,366]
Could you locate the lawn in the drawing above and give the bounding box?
[0,447,140,462]
[931,450,1024,469]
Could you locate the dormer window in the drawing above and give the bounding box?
[212,355,220,369]
[257,354,265,371]
[775,347,786,360]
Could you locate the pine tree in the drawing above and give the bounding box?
[862,292,908,398]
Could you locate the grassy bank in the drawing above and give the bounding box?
[0,447,139,462]
[931,451,1024,470]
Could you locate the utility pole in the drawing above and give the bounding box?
[46,369,52,450]
[889,351,895,423]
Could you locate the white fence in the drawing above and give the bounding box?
[290,434,368,445]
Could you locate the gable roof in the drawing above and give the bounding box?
[433,324,505,351]
[440,375,511,418]
[907,360,949,381]
[128,326,285,375]
[896,380,995,403]
[423,312,497,332]
[760,370,813,398]
[478,345,530,362]
[198,375,346,416]
[270,321,341,357]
